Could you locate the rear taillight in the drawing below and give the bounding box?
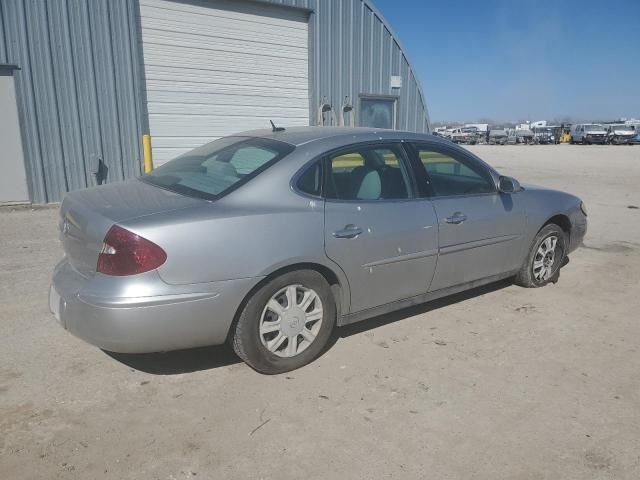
[97,225,167,276]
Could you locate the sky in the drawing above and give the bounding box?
[373,0,640,123]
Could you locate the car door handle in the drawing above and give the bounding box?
[333,225,363,239]
[445,212,467,224]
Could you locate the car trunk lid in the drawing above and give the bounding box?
[59,179,205,277]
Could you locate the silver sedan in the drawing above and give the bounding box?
[50,127,587,373]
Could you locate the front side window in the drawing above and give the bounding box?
[142,137,294,200]
[325,145,412,201]
[359,97,397,129]
[414,146,494,197]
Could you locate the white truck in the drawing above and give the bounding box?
[449,127,479,145]
[570,124,608,144]
[606,124,636,145]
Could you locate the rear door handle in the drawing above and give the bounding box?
[445,212,467,225]
[333,225,363,239]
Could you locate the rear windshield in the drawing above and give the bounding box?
[141,137,294,200]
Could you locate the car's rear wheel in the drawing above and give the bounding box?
[515,224,567,288]
[231,270,336,374]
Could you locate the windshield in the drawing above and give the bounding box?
[612,125,634,132]
[141,137,295,200]
[585,124,605,132]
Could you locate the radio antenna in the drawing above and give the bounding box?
[270,120,285,132]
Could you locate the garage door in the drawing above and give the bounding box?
[139,0,310,165]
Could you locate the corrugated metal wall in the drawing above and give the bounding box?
[260,0,431,133]
[0,0,429,203]
[0,0,146,203]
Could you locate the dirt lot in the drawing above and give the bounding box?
[1,145,639,479]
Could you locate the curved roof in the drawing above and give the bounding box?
[362,0,430,121]
[259,0,431,132]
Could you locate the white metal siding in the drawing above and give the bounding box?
[139,0,310,165]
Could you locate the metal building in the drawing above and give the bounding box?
[0,0,431,204]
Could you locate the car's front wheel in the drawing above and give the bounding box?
[231,270,336,374]
[515,224,567,288]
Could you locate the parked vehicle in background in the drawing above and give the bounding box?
[450,127,479,145]
[464,124,489,142]
[462,127,481,143]
[606,124,636,144]
[515,129,535,144]
[570,124,608,144]
[549,126,562,144]
[533,127,559,145]
[49,127,587,373]
[433,127,449,137]
[488,129,508,145]
[508,130,534,145]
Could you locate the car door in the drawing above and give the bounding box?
[409,142,527,292]
[323,143,439,313]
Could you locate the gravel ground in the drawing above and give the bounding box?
[1,144,639,479]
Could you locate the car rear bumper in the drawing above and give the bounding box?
[50,259,260,353]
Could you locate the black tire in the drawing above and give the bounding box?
[231,270,336,374]
[569,137,575,144]
[514,224,567,288]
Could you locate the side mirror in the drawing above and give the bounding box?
[498,176,521,193]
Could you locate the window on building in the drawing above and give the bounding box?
[359,97,397,129]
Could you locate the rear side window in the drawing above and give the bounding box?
[142,137,294,200]
[414,147,494,197]
[296,161,322,197]
[325,145,412,201]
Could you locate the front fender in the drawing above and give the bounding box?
[519,186,585,251]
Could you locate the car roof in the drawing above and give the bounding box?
[236,126,436,146]
[238,126,499,177]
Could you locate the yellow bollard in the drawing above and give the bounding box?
[142,134,153,173]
